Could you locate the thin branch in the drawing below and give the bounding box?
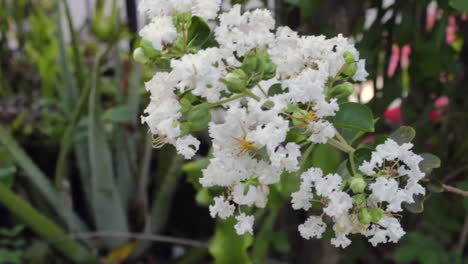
[52,232,208,248]
[442,184,468,197]
[456,215,468,255]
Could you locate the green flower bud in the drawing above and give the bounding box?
[221,69,248,93]
[242,51,259,75]
[343,51,355,64]
[342,62,357,77]
[262,62,277,80]
[350,176,367,193]
[353,194,367,208]
[174,11,192,24]
[261,100,275,110]
[330,82,354,99]
[358,208,372,225]
[369,208,385,223]
[133,47,149,65]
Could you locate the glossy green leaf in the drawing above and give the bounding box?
[390,126,416,145]
[210,217,253,264]
[419,153,441,175]
[188,103,211,132]
[403,194,425,213]
[331,103,374,132]
[187,16,212,49]
[312,144,340,174]
[267,83,288,96]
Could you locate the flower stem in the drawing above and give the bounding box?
[244,89,261,101]
[208,93,246,107]
[349,151,357,175]
[327,138,355,153]
[257,84,268,97]
[299,143,315,173]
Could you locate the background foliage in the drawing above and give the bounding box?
[0,0,466,263]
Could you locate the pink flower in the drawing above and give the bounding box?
[400,45,411,69]
[429,96,450,124]
[384,105,402,124]
[446,16,457,44]
[426,1,439,31]
[387,45,400,77]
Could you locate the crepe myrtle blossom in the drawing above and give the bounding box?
[136,0,434,246]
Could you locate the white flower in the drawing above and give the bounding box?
[234,213,254,235]
[331,232,352,248]
[139,16,177,51]
[323,191,353,218]
[209,196,235,219]
[138,0,221,20]
[175,135,200,159]
[307,120,336,144]
[367,216,406,246]
[215,5,275,55]
[314,173,342,197]
[232,184,268,208]
[353,59,369,81]
[298,216,327,239]
[360,139,426,213]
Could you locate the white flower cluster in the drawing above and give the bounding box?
[293,139,425,248]
[136,1,396,241]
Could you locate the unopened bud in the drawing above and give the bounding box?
[242,51,258,75]
[358,208,372,225]
[369,208,385,223]
[342,62,357,77]
[330,82,354,99]
[222,69,247,93]
[133,47,149,64]
[353,194,367,208]
[343,51,355,64]
[350,175,367,193]
[175,11,192,24]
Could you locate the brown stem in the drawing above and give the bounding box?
[442,184,468,197]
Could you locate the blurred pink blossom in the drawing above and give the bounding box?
[446,16,457,44]
[400,45,411,69]
[426,1,442,31]
[387,45,400,77]
[429,96,450,124]
[384,105,402,124]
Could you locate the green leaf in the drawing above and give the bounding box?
[337,160,352,180]
[0,126,88,232]
[210,218,253,264]
[102,105,133,124]
[312,144,340,174]
[0,183,97,262]
[272,230,290,253]
[188,103,211,132]
[267,83,288,96]
[187,16,212,49]
[403,194,425,213]
[331,103,374,132]
[252,209,279,261]
[426,178,444,193]
[419,153,441,175]
[0,167,15,187]
[390,126,416,145]
[88,55,129,249]
[450,0,468,12]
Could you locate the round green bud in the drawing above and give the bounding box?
[175,11,192,24]
[352,194,367,208]
[342,62,357,77]
[133,47,149,65]
[358,208,372,225]
[343,51,355,64]
[262,62,277,80]
[242,51,259,75]
[261,100,275,110]
[369,208,385,223]
[330,82,354,99]
[350,176,367,193]
[222,69,248,93]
